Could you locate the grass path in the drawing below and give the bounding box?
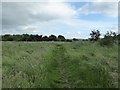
[46,44,71,88]
[53,44,70,88]
[2,42,118,88]
[45,43,115,88]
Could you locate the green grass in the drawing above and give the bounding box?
[2,41,118,88]
[0,41,2,89]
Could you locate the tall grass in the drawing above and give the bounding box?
[0,41,2,89]
[2,41,118,88]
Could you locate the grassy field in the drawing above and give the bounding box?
[0,42,2,89]
[2,41,118,88]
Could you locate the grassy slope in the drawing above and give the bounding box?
[2,41,118,88]
[0,41,2,89]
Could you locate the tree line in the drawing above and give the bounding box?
[89,30,120,46]
[1,30,120,45]
[1,34,72,42]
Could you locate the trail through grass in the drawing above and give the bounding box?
[45,44,71,88]
[2,42,118,88]
[42,43,116,88]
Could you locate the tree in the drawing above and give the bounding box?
[2,34,13,41]
[13,34,23,41]
[38,35,42,41]
[73,38,79,41]
[1,34,67,42]
[49,35,57,41]
[21,34,30,41]
[42,36,49,41]
[58,35,65,41]
[105,31,117,39]
[90,30,101,41]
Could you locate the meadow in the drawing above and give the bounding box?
[2,41,118,88]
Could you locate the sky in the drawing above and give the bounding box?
[1,0,119,39]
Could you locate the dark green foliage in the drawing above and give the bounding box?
[2,34,14,41]
[117,34,120,44]
[1,34,67,42]
[90,52,95,56]
[49,35,57,41]
[13,34,23,41]
[99,31,118,46]
[66,39,72,42]
[58,35,65,41]
[21,34,30,41]
[73,38,79,41]
[42,36,49,41]
[81,55,89,61]
[90,30,101,41]
[0,35,1,41]
[82,39,89,41]
[99,36,114,46]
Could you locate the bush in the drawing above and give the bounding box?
[73,38,79,41]
[66,39,72,42]
[99,36,113,46]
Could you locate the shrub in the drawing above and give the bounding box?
[66,39,72,42]
[73,38,79,41]
[99,36,113,46]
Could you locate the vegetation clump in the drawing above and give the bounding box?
[99,31,118,46]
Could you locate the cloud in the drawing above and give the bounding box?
[66,31,81,39]
[62,18,118,38]
[2,2,77,30]
[91,0,119,2]
[2,0,119,2]
[42,18,117,39]
[2,2,118,39]
[78,2,118,17]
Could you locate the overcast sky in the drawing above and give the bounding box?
[1,0,118,39]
